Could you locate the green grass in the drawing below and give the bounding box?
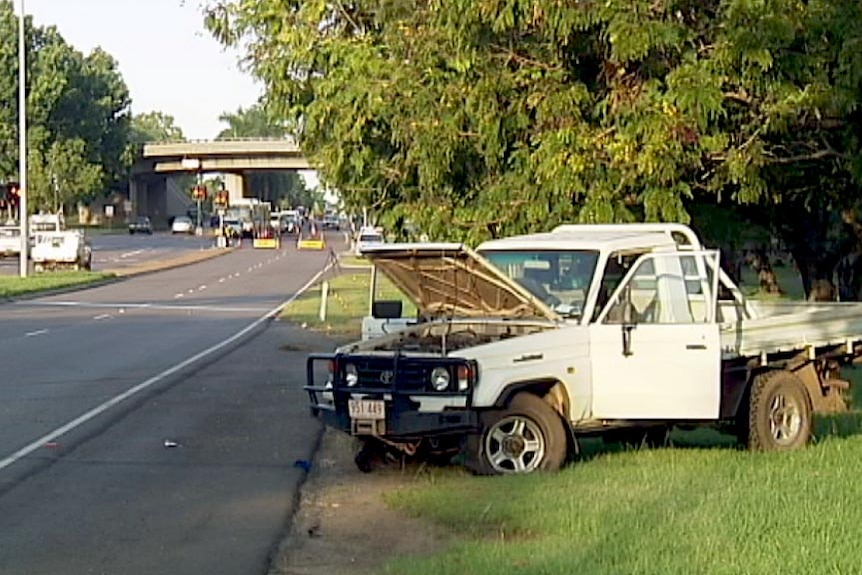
[0,270,114,298]
[385,437,862,575]
[282,267,416,337]
[381,371,862,574]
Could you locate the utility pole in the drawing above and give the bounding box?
[17,0,28,278]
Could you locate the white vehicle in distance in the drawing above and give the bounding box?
[354,227,385,256]
[0,225,20,257]
[270,214,285,235]
[171,216,194,234]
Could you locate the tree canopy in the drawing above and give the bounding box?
[0,1,131,213]
[204,0,862,294]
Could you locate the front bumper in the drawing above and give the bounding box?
[304,354,479,440]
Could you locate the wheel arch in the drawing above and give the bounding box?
[495,378,571,420]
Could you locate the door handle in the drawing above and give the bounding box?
[686,344,707,350]
[513,353,544,363]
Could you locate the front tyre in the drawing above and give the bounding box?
[747,370,812,451]
[473,393,567,474]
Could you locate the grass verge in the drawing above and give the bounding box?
[385,436,862,574]
[282,265,416,338]
[382,372,862,574]
[0,271,114,298]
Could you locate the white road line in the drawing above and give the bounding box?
[198,285,207,291]
[119,249,145,259]
[25,329,48,337]
[93,314,111,321]
[0,262,333,473]
[174,293,184,298]
[218,278,225,283]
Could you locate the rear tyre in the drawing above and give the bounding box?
[747,370,812,451]
[468,393,567,475]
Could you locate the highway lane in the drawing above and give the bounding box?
[0,230,227,276]
[0,233,345,574]
[89,230,220,272]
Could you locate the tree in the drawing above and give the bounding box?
[0,1,131,214]
[129,111,185,145]
[216,104,286,139]
[204,0,862,294]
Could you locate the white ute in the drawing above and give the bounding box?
[29,214,92,272]
[306,224,857,474]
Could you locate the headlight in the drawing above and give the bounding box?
[345,363,359,387]
[430,367,450,391]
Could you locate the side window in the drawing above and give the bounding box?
[592,252,640,322]
[602,252,717,325]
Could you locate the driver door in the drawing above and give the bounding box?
[588,251,721,420]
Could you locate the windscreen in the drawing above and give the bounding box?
[478,250,599,319]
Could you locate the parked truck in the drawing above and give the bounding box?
[28,213,92,272]
[305,224,858,474]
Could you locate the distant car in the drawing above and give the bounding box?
[270,215,285,235]
[354,228,385,256]
[129,216,153,235]
[0,226,21,257]
[322,215,340,230]
[171,216,194,234]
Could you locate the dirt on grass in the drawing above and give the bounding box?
[270,430,453,575]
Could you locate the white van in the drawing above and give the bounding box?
[354,227,385,256]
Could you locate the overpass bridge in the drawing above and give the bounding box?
[129,138,312,225]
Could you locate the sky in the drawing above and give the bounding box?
[27,0,260,140]
[26,0,320,188]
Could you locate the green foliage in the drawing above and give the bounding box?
[0,270,113,298]
[203,0,862,265]
[128,111,185,145]
[385,434,862,574]
[0,1,131,213]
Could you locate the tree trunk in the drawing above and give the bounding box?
[751,249,782,295]
[791,249,836,301]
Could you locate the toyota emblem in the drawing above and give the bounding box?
[380,370,394,384]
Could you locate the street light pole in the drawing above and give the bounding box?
[17,0,28,278]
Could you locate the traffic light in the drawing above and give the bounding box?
[213,189,230,208]
[191,185,208,201]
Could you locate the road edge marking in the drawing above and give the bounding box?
[0,261,334,473]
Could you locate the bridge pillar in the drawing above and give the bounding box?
[223,173,245,201]
[129,179,142,220]
[129,176,169,228]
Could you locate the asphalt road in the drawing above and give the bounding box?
[0,229,226,276]
[0,233,344,574]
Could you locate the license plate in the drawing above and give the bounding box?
[348,399,385,420]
